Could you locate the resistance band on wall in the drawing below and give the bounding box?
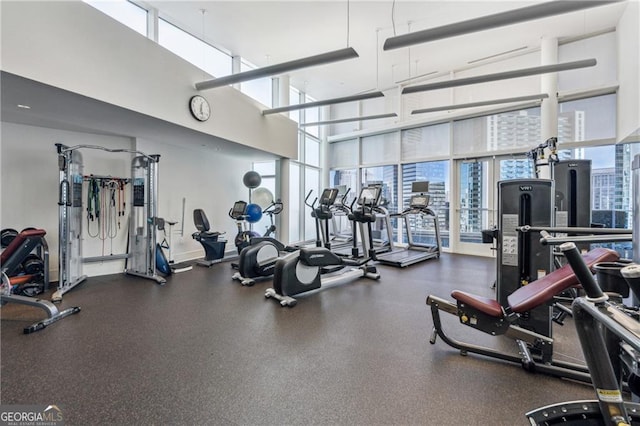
[84,175,129,255]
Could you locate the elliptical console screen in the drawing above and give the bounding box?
[358,186,381,206]
[319,188,339,206]
[231,201,247,219]
[410,195,430,208]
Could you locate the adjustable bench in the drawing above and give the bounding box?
[426,247,619,382]
[1,228,80,334]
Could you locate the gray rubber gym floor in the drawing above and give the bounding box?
[1,253,596,425]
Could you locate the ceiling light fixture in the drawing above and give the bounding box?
[195,47,360,91]
[411,93,549,115]
[300,113,397,127]
[402,58,596,95]
[262,91,385,115]
[383,0,621,51]
[17,104,31,109]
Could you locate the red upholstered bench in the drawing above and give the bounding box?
[451,247,619,318]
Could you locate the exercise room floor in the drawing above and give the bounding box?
[1,253,595,425]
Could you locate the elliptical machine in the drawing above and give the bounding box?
[265,187,382,307]
[232,199,292,286]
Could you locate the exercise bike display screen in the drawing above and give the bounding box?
[358,187,381,206]
[231,201,247,219]
[319,188,339,206]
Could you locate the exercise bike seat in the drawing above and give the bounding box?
[193,209,221,239]
[451,247,619,319]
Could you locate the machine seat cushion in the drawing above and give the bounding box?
[450,247,618,319]
[508,247,619,313]
[451,291,503,318]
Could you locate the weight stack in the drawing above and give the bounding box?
[553,160,592,252]
[497,179,554,337]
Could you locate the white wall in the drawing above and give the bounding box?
[135,137,250,262]
[0,0,297,159]
[617,1,640,142]
[1,122,253,280]
[1,123,133,279]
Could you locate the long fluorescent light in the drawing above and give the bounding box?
[262,91,385,115]
[300,113,397,127]
[412,93,549,115]
[195,47,359,91]
[402,58,596,95]
[383,1,621,51]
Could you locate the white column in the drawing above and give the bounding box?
[321,105,330,189]
[231,56,242,90]
[539,37,558,179]
[276,158,290,244]
[276,75,291,243]
[278,75,290,108]
[147,8,159,42]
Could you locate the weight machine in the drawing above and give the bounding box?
[55,144,164,302]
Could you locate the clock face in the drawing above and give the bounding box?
[189,95,211,122]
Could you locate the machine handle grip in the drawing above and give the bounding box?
[560,242,606,301]
[59,180,71,206]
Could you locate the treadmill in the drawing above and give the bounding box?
[375,182,441,267]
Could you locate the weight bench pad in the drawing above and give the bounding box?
[451,247,619,318]
[0,229,46,265]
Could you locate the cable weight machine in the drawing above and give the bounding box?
[55,144,164,302]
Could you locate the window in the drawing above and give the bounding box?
[361,165,398,213]
[158,19,232,78]
[84,0,147,36]
[458,161,490,244]
[289,87,301,124]
[362,165,398,246]
[402,161,450,248]
[304,136,320,167]
[401,123,450,160]
[304,168,320,240]
[557,94,616,143]
[453,107,541,156]
[330,169,358,194]
[329,139,358,168]
[362,132,400,165]
[240,60,272,107]
[554,143,640,257]
[304,95,319,138]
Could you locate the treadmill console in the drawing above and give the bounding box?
[358,186,382,206]
[410,194,430,209]
[319,188,339,206]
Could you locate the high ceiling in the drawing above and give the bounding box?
[145,0,629,101]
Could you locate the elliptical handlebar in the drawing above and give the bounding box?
[304,190,317,210]
[263,199,283,216]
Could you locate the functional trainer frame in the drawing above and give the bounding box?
[55,144,164,302]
